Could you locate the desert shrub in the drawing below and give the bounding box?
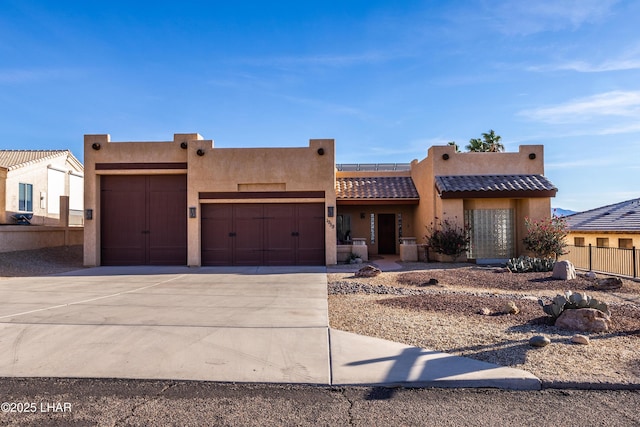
[522,215,568,259]
[424,217,470,261]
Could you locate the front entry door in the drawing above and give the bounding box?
[377,213,396,254]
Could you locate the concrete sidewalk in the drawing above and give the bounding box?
[0,267,540,390]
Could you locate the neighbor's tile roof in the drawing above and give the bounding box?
[435,174,557,199]
[565,198,640,232]
[336,176,419,199]
[0,150,71,170]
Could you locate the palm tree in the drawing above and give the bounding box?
[465,130,505,152]
[481,129,504,152]
[447,141,461,152]
[465,138,485,152]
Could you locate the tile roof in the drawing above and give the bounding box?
[565,198,640,232]
[435,174,557,199]
[0,150,71,170]
[336,176,419,200]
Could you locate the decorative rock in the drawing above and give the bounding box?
[585,271,597,280]
[571,334,590,345]
[478,307,493,316]
[596,277,623,290]
[555,308,611,333]
[500,301,520,315]
[529,335,551,347]
[354,265,382,278]
[419,278,440,287]
[552,260,577,280]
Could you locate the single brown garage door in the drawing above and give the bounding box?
[101,175,187,265]
[201,203,325,266]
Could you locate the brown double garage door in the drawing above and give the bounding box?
[201,203,325,266]
[100,175,324,266]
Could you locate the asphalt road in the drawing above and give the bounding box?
[1,379,639,426]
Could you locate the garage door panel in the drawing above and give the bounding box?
[264,204,295,266]
[100,177,147,265]
[234,205,264,265]
[264,220,295,266]
[201,205,233,266]
[297,204,326,265]
[149,177,187,265]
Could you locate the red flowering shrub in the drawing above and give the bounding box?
[522,215,568,259]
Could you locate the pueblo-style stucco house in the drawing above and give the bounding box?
[0,150,84,225]
[83,133,557,267]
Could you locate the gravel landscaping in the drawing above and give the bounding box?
[329,263,640,387]
[0,245,84,279]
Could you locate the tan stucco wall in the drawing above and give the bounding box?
[0,226,83,252]
[83,133,336,266]
[2,155,83,225]
[566,231,640,248]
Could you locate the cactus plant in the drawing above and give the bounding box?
[507,256,555,273]
[539,290,610,321]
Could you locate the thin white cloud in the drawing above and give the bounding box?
[519,90,640,124]
[527,49,640,73]
[546,158,616,170]
[232,51,408,70]
[276,94,367,119]
[527,60,632,73]
[490,0,618,35]
[0,67,83,84]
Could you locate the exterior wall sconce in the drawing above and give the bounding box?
[189,206,197,218]
[317,148,325,155]
[196,149,205,156]
[442,153,450,160]
[529,153,536,160]
[180,142,188,149]
[85,209,93,220]
[91,143,101,150]
[327,206,334,217]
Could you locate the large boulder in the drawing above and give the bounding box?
[354,265,382,278]
[552,260,576,280]
[555,308,611,333]
[596,277,623,290]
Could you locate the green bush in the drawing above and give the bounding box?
[506,256,555,273]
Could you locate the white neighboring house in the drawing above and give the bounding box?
[0,150,84,225]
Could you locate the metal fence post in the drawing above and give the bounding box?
[633,246,637,279]
[588,243,592,272]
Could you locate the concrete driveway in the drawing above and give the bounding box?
[0,266,540,389]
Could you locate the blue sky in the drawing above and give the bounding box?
[1,1,639,212]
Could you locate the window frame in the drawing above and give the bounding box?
[18,183,33,212]
[618,238,633,249]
